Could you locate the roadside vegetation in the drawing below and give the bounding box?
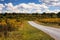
[0,19,54,40]
[0,12,60,40]
[36,18,60,28]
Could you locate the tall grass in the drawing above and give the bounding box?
[37,18,60,28]
[0,19,54,40]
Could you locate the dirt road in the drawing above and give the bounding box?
[28,21,60,40]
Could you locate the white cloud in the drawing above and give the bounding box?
[52,2,60,6]
[0,4,5,13]
[0,4,5,10]
[3,3,48,13]
[39,0,60,6]
[0,2,60,13]
[38,0,60,13]
[45,9,60,13]
[5,3,15,11]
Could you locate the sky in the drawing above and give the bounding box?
[0,0,60,13]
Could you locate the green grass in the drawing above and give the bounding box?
[22,21,54,40]
[0,21,54,40]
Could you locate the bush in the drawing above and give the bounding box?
[0,19,18,37]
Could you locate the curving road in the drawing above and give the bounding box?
[28,21,60,40]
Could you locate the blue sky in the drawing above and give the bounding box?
[0,0,40,5]
[0,0,60,13]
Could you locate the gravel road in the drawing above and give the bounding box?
[28,21,60,40]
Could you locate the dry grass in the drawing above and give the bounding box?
[36,18,60,28]
[0,19,54,40]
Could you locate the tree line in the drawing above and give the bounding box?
[0,12,60,19]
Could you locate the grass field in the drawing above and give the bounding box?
[36,18,60,28]
[0,19,54,40]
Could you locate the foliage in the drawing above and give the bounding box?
[0,12,58,40]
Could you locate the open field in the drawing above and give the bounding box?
[36,18,60,28]
[0,13,60,40]
[0,19,54,40]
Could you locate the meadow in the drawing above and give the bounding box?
[36,18,60,28]
[0,13,55,40]
[0,19,54,40]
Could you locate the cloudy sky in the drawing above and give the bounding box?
[0,0,60,13]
